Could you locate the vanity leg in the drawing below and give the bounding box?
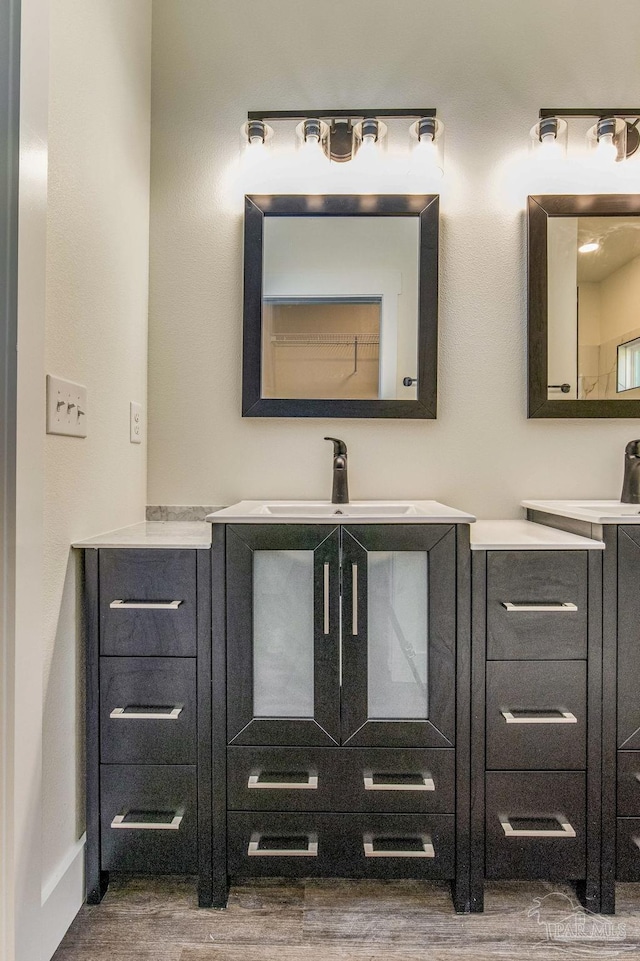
[86,869,109,905]
[600,880,616,916]
[576,879,601,915]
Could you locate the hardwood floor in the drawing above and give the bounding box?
[53,877,640,961]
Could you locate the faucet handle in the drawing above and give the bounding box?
[324,437,347,456]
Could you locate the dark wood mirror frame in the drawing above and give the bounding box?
[528,193,640,418]
[242,194,439,418]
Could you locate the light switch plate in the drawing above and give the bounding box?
[46,375,87,437]
[130,401,143,444]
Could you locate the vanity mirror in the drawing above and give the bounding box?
[528,194,640,417]
[242,194,439,418]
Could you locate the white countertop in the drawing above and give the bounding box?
[206,500,476,524]
[73,521,212,549]
[470,520,604,551]
[522,499,640,525]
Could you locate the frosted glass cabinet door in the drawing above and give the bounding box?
[341,525,456,748]
[226,525,340,746]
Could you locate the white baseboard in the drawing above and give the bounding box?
[40,835,86,961]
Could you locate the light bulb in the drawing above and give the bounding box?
[539,131,562,160]
[596,131,618,165]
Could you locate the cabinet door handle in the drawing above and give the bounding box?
[110,599,183,610]
[323,563,330,635]
[109,706,183,720]
[501,710,577,725]
[499,815,576,838]
[635,773,640,784]
[111,807,184,831]
[248,773,318,790]
[352,563,358,635]
[363,834,435,858]
[364,774,435,792]
[248,832,318,857]
[501,602,577,613]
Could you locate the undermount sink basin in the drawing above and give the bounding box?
[207,500,476,524]
[523,499,640,524]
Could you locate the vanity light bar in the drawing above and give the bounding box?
[247,109,436,122]
[533,108,640,161]
[244,109,442,164]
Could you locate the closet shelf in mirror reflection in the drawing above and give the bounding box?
[269,333,380,346]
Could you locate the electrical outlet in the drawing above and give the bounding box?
[46,375,87,437]
[130,402,143,444]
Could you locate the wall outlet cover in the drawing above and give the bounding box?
[46,375,87,437]
[130,401,143,444]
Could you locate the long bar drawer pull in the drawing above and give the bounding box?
[363,834,435,858]
[501,710,577,725]
[501,602,577,613]
[110,706,183,720]
[111,807,184,831]
[364,773,435,792]
[500,815,576,838]
[352,563,358,636]
[323,563,330,635]
[248,832,318,857]
[110,599,183,610]
[248,772,318,790]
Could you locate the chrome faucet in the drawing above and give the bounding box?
[621,440,640,504]
[324,437,349,505]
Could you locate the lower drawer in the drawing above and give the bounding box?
[617,818,640,881]
[227,747,454,813]
[100,765,197,873]
[485,771,586,880]
[227,811,454,880]
[485,661,586,770]
[618,753,640,817]
[100,657,197,764]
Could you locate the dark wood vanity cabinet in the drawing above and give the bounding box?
[604,526,640,904]
[470,548,603,913]
[83,547,213,907]
[213,522,471,910]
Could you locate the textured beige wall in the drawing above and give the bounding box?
[148,0,640,517]
[44,0,151,898]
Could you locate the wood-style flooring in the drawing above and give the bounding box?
[53,876,640,961]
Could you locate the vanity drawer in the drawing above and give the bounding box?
[617,753,640,816]
[485,771,586,879]
[485,661,586,770]
[100,764,197,873]
[100,549,197,656]
[617,818,640,880]
[227,811,454,880]
[100,657,197,764]
[486,551,587,660]
[227,747,454,814]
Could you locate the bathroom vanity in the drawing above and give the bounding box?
[469,520,604,914]
[73,523,214,907]
[209,500,473,911]
[524,500,640,914]
[76,503,636,915]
